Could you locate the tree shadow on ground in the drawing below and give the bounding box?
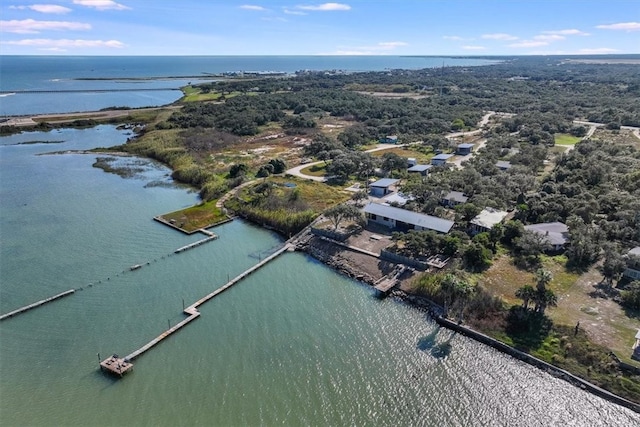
[505,306,553,352]
[588,280,621,300]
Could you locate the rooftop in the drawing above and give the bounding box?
[444,191,468,203]
[470,207,509,230]
[524,222,569,246]
[432,153,454,161]
[458,143,474,149]
[364,203,454,233]
[629,247,640,256]
[496,160,512,170]
[407,164,432,172]
[370,178,399,188]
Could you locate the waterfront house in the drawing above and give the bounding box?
[431,153,454,166]
[363,203,454,234]
[369,178,399,197]
[623,247,640,281]
[470,207,509,234]
[524,222,569,251]
[379,135,398,144]
[441,191,468,208]
[456,143,474,155]
[407,164,432,176]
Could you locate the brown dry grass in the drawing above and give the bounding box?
[476,254,640,364]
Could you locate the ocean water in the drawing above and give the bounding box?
[0,55,497,116]
[0,57,639,425]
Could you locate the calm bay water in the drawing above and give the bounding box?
[0,55,497,116]
[1,57,639,425]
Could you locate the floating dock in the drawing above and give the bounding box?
[100,244,292,377]
[0,289,75,321]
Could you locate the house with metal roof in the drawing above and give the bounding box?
[442,191,468,207]
[524,222,569,251]
[457,143,474,155]
[379,135,398,144]
[431,153,454,166]
[407,164,432,176]
[470,207,509,234]
[496,160,512,170]
[363,203,454,234]
[623,247,640,281]
[369,178,399,197]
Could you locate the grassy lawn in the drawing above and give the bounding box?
[369,146,434,163]
[554,133,582,145]
[299,163,327,177]
[180,86,252,103]
[158,200,227,233]
[261,176,350,210]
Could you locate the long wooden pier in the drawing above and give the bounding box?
[0,289,75,321]
[100,244,292,377]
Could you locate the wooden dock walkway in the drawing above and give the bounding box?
[100,244,292,376]
[0,289,75,321]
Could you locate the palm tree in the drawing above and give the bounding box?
[535,289,558,314]
[516,285,536,310]
[534,268,553,292]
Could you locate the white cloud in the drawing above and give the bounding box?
[377,41,407,49]
[10,4,72,14]
[240,5,267,11]
[296,3,351,11]
[462,45,486,50]
[578,47,619,54]
[284,9,307,15]
[508,40,549,48]
[596,22,640,31]
[542,29,589,36]
[481,33,518,41]
[0,19,91,34]
[534,34,565,41]
[2,38,125,48]
[326,41,407,55]
[72,1,130,11]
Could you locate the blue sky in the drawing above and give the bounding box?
[1,0,638,55]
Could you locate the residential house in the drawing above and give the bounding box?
[623,247,640,281]
[524,222,569,251]
[457,143,474,155]
[470,207,509,234]
[369,178,399,197]
[363,203,454,233]
[379,135,398,144]
[442,191,468,208]
[431,153,454,166]
[407,164,432,176]
[496,160,512,171]
[407,157,417,167]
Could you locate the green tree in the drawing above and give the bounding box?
[600,249,626,287]
[228,163,247,178]
[324,204,363,231]
[351,190,369,207]
[381,152,408,174]
[516,285,536,310]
